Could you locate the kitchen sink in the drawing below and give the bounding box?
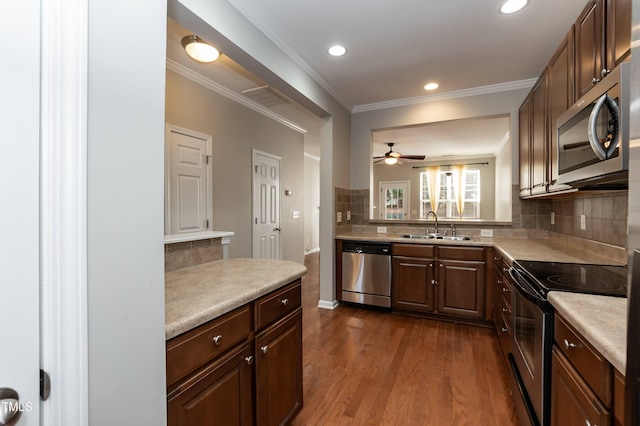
[401,234,471,241]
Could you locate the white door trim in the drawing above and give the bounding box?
[165,124,213,235]
[40,0,89,424]
[379,180,411,219]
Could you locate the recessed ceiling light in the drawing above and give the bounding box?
[500,0,528,14]
[328,45,346,57]
[424,82,439,91]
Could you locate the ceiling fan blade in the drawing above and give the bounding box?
[372,155,386,159]
[398,155,426,160]
[373,158,386,164]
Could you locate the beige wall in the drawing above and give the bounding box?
[165,70,305,263]
[494,137,512,221]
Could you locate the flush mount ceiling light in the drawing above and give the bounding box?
[328,45,346,57]
[384,157,398,165]
[500,0,528,14]
[181,35,220,63]
[424,82,439,91]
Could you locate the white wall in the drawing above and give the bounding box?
[87,0,167,424]
[304,154,321,253]
[165,70,305,263]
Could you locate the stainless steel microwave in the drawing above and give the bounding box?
[556,62,629,188]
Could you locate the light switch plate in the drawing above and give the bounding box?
[337,212,342,223]
[292,210,300,219]
[580,214,586,230]
[480,229,493,237]
[550,212,555,225]
[346,211,351,221]
[377,226,387,233]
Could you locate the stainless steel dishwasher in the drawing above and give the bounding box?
[341,241,391,307]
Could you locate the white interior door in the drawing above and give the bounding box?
[0,1,42,423]
[379,181,410,219]
[165,125,212,235]
[252,150,281,259]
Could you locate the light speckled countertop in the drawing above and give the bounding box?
[548,292,628,374]
[165,258,307,340]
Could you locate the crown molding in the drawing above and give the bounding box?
[352,79,537,113]
[166,58,307,134]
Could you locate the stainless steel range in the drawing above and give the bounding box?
[507,260,627,426]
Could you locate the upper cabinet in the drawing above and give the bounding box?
[518,0,630,199]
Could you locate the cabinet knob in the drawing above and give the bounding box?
[592,77,600,85]
[245,355,254,365]
[281,298,288,307]
[501,327,508,333]
[261,345,269,355]
[431,279,436,286]
[502,287,508,293]
[503,267,508,273]
[601,68,611,78]
[212,335,223,346]
[497,279,502,284]
[502,307,509,313]
[563,339,577,350]
[585,420,592,426]
[493,256,500,261]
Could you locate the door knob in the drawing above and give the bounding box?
[0,388,21,426]
[273,227,281,232]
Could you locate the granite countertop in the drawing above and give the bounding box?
[548,292,628,375]
[165,258,307,340]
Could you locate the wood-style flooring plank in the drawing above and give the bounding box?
[294,252,519,425]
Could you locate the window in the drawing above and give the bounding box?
[420,170,480,219]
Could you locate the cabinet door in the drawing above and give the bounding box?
[575,0,605,98]
[551,346,611,426]
[607,0,631,68]
[392,256,435,312]
[255,309,303,426]
[519,95,532,198]
[168,343,254,426]
[531,72,548,195]
[547,28,574,192]
[437,260,485,319]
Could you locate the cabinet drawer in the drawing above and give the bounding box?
[392,243,435,258]
[167,305,252,387]
[554,314,612,406]
[255,280,301,331]
[438,246,485,262]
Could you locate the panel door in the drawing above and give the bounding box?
[252,150,281,259]
[166,125,212,234]
[392,257,435,312]
[531,72,548,195]
[575,0,605,99]
[519,95,532,197]
[437,260,485,319]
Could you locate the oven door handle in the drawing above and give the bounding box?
[508,267,546,304]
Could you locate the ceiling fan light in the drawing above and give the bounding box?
[181,35,220,63]
[384,157,398,165]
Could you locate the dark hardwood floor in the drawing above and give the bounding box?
[293,251,519,425]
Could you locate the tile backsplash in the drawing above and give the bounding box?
[336,185,628,248]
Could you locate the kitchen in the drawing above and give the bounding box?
[2,1,640,426]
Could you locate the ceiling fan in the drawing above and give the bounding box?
[373,142,426,164]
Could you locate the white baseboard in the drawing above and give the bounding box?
[317,299,339,310]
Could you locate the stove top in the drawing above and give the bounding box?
[514,260,628,297]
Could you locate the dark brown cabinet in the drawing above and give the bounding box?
[575,0,606,99]
[392,244,485,321]
[607,0,631,67]
[490,250,512,362]
[530,72,548,196]
[255,309,303,426]
[519,95,532,198]
[168,342,254,426]
[392,244,435,313]
[167,280,303,426]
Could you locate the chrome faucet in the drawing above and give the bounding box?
[426,210,439,235]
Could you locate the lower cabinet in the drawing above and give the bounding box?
[168,342,254,426]
[391,244,485,321]
[255,309,303,426]
[167,279,303,426]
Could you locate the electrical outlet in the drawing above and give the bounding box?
[580,214,586,230]
[377,226,387,234]
[550,212,555,225]
[337,212,342,223]
[480,229,493,238]
[346,211,351,221]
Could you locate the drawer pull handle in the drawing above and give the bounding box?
[212,335,223,346]
[563,339,577,349]
[245,355,254,365]
[261,345,269,355]
[281,298,289,307]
